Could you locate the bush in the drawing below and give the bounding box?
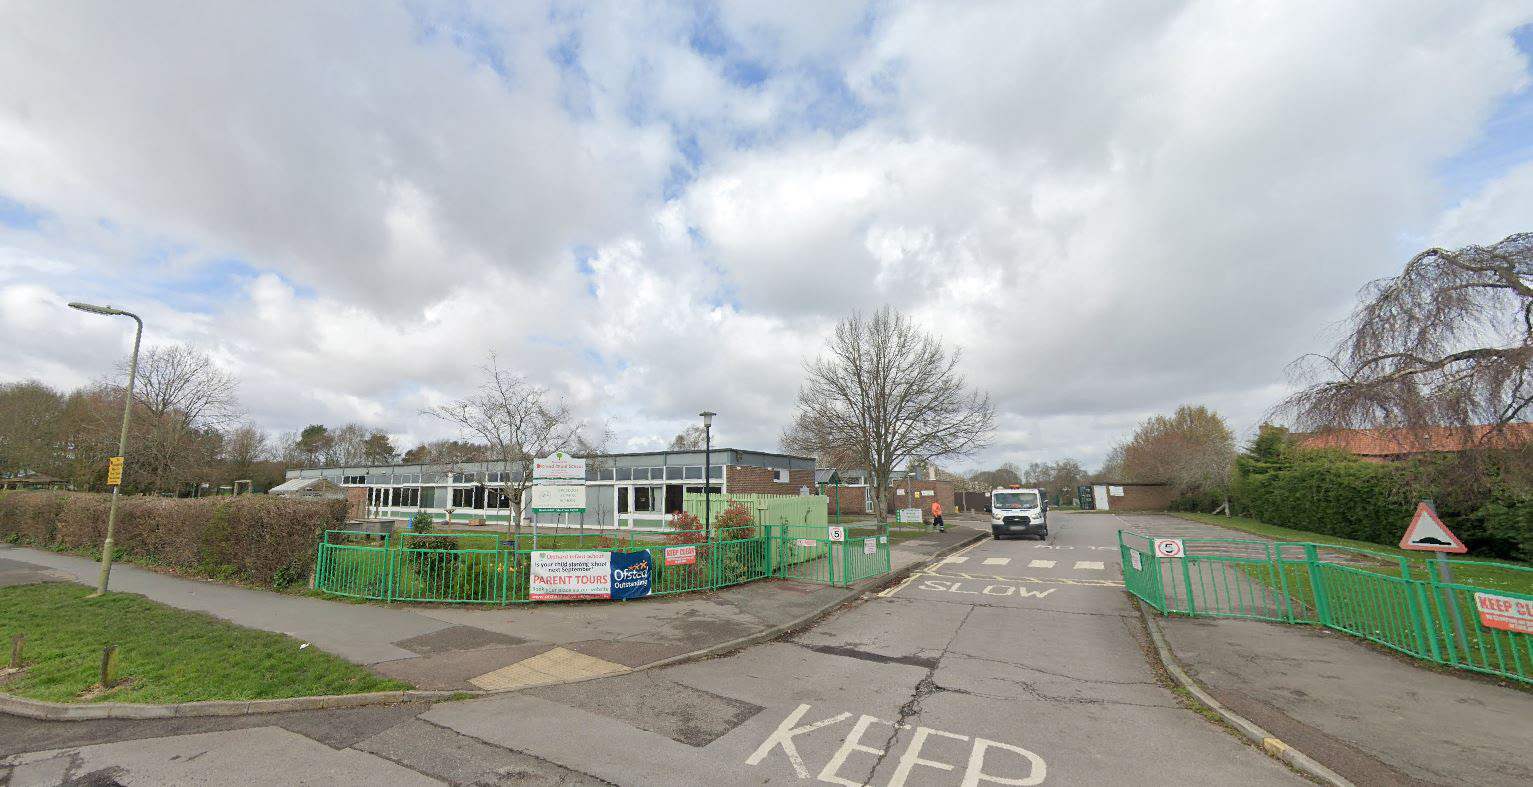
[665,510,701,545]
[410,512,434,534]
[715,502,756,540]
[0,492,347,589]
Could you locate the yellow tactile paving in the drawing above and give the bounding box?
[469,646,630,691]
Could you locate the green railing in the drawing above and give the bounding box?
[1119,529,1533,685]
[314,524,889,604]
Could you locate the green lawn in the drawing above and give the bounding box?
[0,582,409,704]
[1173,512,1533,597]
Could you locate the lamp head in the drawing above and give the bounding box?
[699,411,716,428]
[68,301,122,316]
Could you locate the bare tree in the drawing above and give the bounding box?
[1113,405,1235,503]
[428,356,586,538]
[788,307,995,523]
[669,425,707,451]
[1283,232,1533,442]
[118,344,241,493]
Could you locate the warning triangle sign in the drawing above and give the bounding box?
[1399,502,1467,553]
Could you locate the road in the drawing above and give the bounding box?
[2,512,1300,786]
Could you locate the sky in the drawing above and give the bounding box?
[2,1,1532,474]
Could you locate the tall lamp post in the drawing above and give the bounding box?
[68,302,143,597]
[699,411,715,540]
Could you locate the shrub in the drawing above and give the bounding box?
[665,510,701,545]
[411,512,434,534]
[0,492,346,589]
[714,502,756,541]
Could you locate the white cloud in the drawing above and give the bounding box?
[1,1,1531,473]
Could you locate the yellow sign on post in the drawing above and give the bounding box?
[106,456,124,486]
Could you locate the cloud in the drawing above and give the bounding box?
[2,1,1532,474]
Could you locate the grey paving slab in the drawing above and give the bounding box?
[1162,615,1533,787]
[1,726,443,786]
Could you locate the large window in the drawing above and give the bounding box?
[992,492,1039,510]
[393,487,420,507]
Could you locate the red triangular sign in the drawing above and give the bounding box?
[1399,502,1467,553]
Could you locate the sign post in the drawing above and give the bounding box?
[1399,500,1469,653]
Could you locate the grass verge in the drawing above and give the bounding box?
[0,582,409,704]
[1172,512,1533,597]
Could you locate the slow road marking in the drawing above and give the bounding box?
[746,703,1046,786]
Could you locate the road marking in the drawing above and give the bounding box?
[982,557,1010,566]
[1073,561,1105,571]
[918,579,1058,598]
[913,570,1125,588]
[1027,559,1056,568]
[943,556,970,564]
[747,704,1046,786]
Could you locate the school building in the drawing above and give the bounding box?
[282,448,817,530]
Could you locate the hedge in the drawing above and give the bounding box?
[0,492,347,589]
[1236,458,1532,562]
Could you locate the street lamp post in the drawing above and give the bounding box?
[68,302,143,597]
[699,411,715,540]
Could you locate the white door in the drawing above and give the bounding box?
[1093,485,1110,511]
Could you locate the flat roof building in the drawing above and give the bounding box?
[284,448,816,529]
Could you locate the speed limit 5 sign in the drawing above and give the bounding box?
[1153,538,1185,558]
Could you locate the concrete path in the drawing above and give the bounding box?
[0,526,976,694]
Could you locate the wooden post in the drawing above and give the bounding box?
[100,645,118,688]
[8,634,22,669]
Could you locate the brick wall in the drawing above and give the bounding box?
[885,480,956,517]
[1106,484,1173,511]
[726,466,817,496]
[825,485,867,515]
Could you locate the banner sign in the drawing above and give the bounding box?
[610,551,653,600]
[529,550,653,601]
[1475,592,1533,634]
[530,551,610,600]
[664,545,697,566]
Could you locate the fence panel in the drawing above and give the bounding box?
[1119,529,1533,686]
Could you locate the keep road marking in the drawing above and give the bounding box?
[1074,561,1105,571]
[982,557,1010,566]
[1027,559,1056,568]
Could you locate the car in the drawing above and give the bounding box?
[990,486,1047,539]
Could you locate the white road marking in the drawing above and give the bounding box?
[943,556,970,563]
[981,557,1010,566]
[1073,561,1105,571]
[1027,559,1056,568]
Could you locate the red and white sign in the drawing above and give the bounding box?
[828,526,845,542]
[1153,538,1185,558]
[1474,592,1533,634]
[529,551,610,600]
[664,546,697,566]
[1399,502,1467,553]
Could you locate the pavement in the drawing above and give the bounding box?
[1118,511,1533,787]
[0,524,976,695]
[5,511,1528,785]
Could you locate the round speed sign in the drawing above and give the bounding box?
[1153,538,1185,558]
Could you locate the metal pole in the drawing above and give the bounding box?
[1435,551,1469,660]
[93,312,142,596]
[704,424,712,541]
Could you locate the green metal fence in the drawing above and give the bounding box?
[314,523,889,604]
[1119,529,1533,685]
[682,493,829,527]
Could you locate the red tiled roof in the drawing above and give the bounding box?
[1298,423,1533,457]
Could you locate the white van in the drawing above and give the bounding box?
[990,486,1047,540]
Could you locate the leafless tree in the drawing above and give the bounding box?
[428,356,587,538]
[787,307,995,523]
[1110,405,1235,503]
[1282,232,1533,443]
[117,344,241,493]
[669,425,707,451]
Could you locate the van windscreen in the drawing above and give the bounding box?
[993,492,1039,509]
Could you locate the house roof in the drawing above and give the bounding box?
[1298,423,1533,457]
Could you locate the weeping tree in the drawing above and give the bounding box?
[1281,232,1533,495]
[784,306,995,523]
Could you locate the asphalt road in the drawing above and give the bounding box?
[2,512,1302,786]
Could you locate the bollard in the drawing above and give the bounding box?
[8,634,22,669]
[100,644,118,688]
